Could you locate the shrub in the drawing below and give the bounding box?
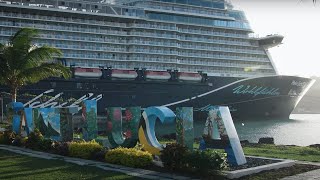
[105,147,153,168]
[0,130,15,145]
[21,137,28,146]
[12,135,22,146]
[160,143,188,170]
[25,129,44,150]
[52,141,70,156]
[184,150,227,173]
[92,148,108,161]
[69,140,103,159]
[39,138,53,152]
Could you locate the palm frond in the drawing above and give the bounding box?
[18,63,71,85]
[9,28,38,47]
[0,27,69,101]
[23,45,63,68]
[5,28,39,71]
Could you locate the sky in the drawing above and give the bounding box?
[230,0,320,77]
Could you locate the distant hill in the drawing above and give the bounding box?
[293,77,320,114]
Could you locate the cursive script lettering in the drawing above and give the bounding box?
[233,85,280,97]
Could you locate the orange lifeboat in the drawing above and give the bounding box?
[111,69,138,79]
[74,67,102,78]
[145,71,171,80]
[178,72,202,82]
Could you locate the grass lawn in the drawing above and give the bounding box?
[0,150,139,180]
[243,144,320,162]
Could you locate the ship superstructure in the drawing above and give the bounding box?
[0,0,278,78]
[0,0,313,120]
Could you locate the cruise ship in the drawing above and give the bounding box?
[0,0,315,120]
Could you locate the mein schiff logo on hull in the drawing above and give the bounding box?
[232,85,280,97]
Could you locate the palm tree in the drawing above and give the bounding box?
[0,28,70,102]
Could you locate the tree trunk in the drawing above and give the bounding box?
[11,87,17,102]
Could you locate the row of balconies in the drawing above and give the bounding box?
[0,14,252,41]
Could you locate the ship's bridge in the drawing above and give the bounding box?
[250,34,284,49]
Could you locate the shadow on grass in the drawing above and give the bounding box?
[0,150,139,180]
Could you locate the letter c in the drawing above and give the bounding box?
[138,106,176,155]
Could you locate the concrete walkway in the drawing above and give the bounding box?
[2,143,320,179]
[280,161,320,180]
[0,145,196,180]
[281,169,320,180]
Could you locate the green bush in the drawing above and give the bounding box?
[12,135,23,146]
[69,140,103,159]
[184,150,227,173]
[92,148,108,162]
[25,129,45,150]
[160,143,188,170]
[105,147,153,168]
[39,138,54,152]
[0,130,15,145]
[21,137,28,146]
[52,141,70,156]
[160,143,227,174]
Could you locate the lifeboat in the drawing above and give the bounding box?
[178,72,202,82]
[111,69,138,79]
[74,67,102,78]
[145,71,171,80]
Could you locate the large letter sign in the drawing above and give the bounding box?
[203,106,246,166]
[81,100,98,141]
[11,102,25,134]
[60,107,78,142]
[106,107,141,148]
[176,107,194,151]
[138,106,176,155]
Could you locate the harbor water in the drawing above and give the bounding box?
[235,114,320,146]
[156,114,320,146]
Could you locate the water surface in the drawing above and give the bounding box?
[156,114,320,146]
[234,114,320,146]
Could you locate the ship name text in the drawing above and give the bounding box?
[291,81,307,87]
[232,85,280,97]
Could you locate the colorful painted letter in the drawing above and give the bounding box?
[138,106,176,155]
[176,107,194,151]
[11,102,24,134]
[82,100,98,141]
[60,107,77,142]
[106,107,141,148]
[204,106,247,165]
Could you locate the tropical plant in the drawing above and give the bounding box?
[160,143,189,171]
[69,140,103,159]
[105,147,153,168]
[0,28,70,102]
